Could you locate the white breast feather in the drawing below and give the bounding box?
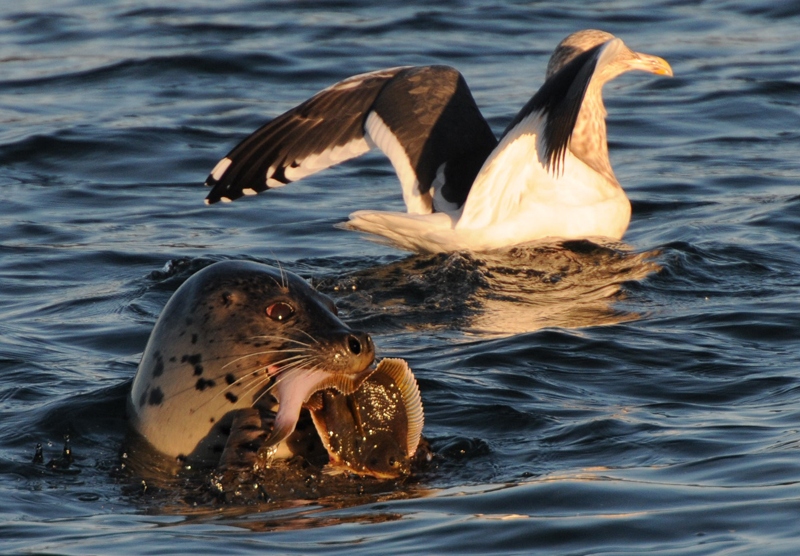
[455,110,630,245]
[457,112,547,230]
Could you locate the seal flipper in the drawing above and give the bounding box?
[218,408,270,471]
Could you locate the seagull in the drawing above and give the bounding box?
[204,29,672,253]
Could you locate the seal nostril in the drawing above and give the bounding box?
[347,334,362,355]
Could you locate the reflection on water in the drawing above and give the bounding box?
[174,486,428,534]
[319,240,659,337]
[470,240,660,335]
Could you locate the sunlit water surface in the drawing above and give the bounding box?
[2,1,800,554]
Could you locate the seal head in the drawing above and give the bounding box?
[128,260,375,467]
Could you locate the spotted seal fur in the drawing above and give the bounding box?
[128,260,375,468]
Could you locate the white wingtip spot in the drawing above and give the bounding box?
[210,157,233,181]
[331,78,363,91]
[220,197,232,203]
[204,199,211,205]
[266,178,286,188]
[242,188,257,196]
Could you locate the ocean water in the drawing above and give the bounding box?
[2,0,800,554]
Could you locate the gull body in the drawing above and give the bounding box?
[204,30,672,253]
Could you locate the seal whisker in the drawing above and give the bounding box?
[218,348,311,371]
[257,356,321,390]
[262,353,318,372]
[264,265,287,291]
[204,367,276,407]
[231,354,320,404]
[218,352,316,388]
[250,360,326,408]
[276,260,289,290]
[197,346,309,368]
[243,335,315,349]
[239,364,312,410]
[187,353,318,413]
[147,351,318,412]
[265,357,320,384]
[295,328,322,346]
[193,352,315,411]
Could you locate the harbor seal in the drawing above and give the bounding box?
[128,260,375,468]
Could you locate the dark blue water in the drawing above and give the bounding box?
[3,1,800,553]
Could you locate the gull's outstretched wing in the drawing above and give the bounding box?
[204,65,497,213]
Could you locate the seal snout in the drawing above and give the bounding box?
[346,331,371,357]
[337,329,374,372]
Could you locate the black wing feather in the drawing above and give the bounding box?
[205,65,497,210]
[371,66,497,208]
[500,43,604,176]
[205,69,404,204]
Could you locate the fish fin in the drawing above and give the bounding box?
[375,358,424,457]
[321,464,350,477]
[328,365,379,395]
[303,391,324,412]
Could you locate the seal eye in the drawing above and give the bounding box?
[266,302,294,322]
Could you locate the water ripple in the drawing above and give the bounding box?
[2,0,800,553]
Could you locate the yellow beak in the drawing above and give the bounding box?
[632,52,674,77]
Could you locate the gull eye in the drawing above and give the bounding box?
[266,302,294,322]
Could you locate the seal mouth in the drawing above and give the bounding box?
[263,362,377,448]
[236,329,377,449]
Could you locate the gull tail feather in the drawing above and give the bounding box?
[342,210,464,253]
